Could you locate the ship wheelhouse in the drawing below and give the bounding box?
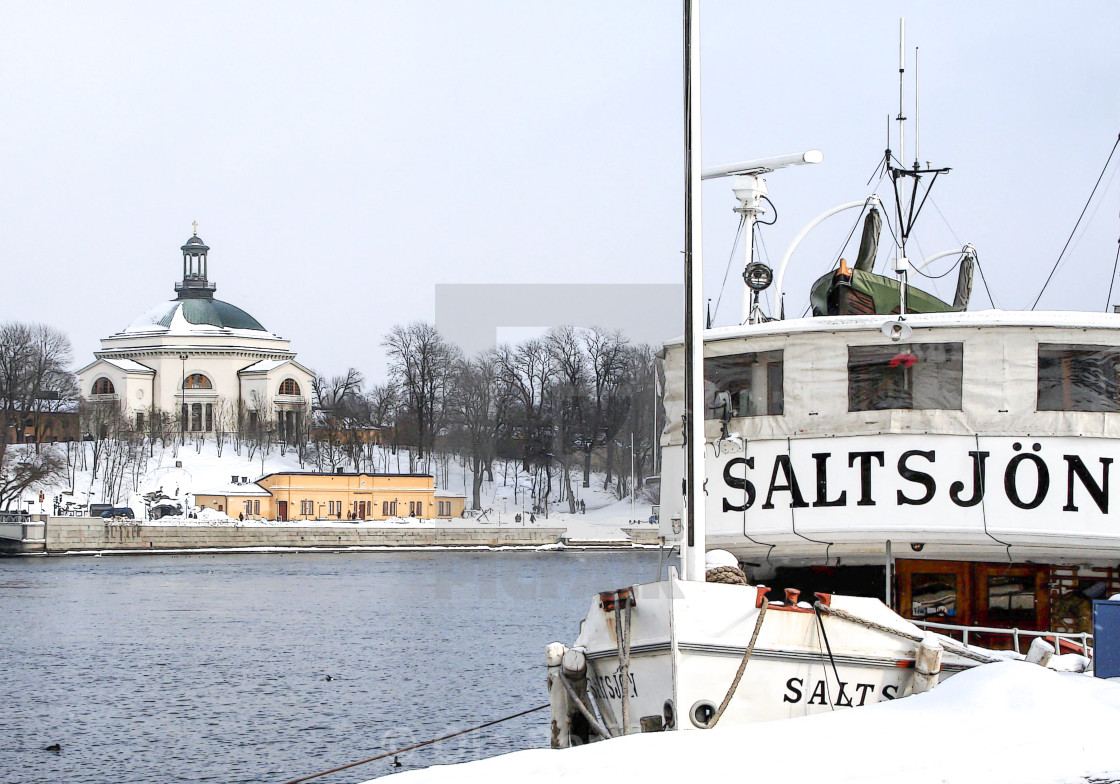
[660,310,1120,640]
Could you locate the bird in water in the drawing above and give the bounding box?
[324,675,334,681]
[45,744,61,753]
[392,756,402,768]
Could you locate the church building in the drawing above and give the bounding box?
[77,230,314,437]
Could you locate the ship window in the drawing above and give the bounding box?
[705,350,784,417]
[986,574,1036,626]
[1037,344,1120,412]
[848,342,963,411]
[910,573,958,619]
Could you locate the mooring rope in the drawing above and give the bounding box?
[277,703,549,784]
[812,601,1000,664]
[558,670,612,740]
[708,599,768,727]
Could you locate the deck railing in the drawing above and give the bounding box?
[911,619,1092,656]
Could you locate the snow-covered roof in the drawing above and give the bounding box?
[102,358,155,374]
[116,298,282,340]
[239,359,286,374]
[434,489,466,498]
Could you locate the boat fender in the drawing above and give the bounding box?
[1026,638,1055,667]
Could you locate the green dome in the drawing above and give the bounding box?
[159,299,265,331]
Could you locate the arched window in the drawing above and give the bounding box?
[279,378,301,395]
[92,377,115,395]
[183,373,212,389]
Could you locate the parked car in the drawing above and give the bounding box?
[150,503,182,520]
[89,503,113,518]
[100,507,135,520]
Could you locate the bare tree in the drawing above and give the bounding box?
[382,323,460,471]
[448,352,505,509]
[0,447,65,510]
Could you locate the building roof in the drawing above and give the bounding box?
[124,298,267,334]
[102,358,155,374]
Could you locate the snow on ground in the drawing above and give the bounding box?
[29,440,652,542]
[366,663,1120,784]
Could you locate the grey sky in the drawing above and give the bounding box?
[2,1,1118,381]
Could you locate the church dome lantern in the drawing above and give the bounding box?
[175,223,217,299]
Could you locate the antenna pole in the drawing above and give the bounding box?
[897,18,906,168]
[914,46,920,168]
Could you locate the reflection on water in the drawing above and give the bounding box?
[0,550,659,783]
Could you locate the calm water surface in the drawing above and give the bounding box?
[0,550,660,784]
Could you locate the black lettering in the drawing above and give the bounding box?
[762,455,809,509]
[897,450,936,505]
[835,681,853,707]
[882,684,898,701]
[1005,444,1049,510]
[629,673,638,698]
[848,451,885,506]
[722,456,756,512]
[807,679,828,705]
[605,676,616,699]
[1064,455,1112,513]
[950,450,989,507]
[854,683,875,706]
[783,677,803,704]
[812,453,847,507]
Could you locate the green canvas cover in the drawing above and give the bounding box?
[811,268,954,317]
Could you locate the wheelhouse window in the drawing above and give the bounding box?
[1037,344,1120,412]
[92,377,115,395]
[848,342,963,411]
[183,373,212,389]
[705,350,784,418]
[279,378,301,395]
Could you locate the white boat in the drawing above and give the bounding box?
[546,7,1102,745]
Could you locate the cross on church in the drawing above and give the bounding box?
[192,221,198,236]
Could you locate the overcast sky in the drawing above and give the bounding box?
[2,1,1118,382]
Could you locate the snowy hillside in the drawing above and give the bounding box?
[14,440,653,541]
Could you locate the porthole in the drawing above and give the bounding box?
[689,699,717,729]
[662,699,676,730]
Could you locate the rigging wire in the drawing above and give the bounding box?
[1105,236,1120,312]
[973,251,998,309]
[1032,132,1120,310]
[711,214,747,323]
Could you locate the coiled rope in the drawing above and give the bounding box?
[812,601,1000,664]
[705,566,749,585]
[277,703,548,784]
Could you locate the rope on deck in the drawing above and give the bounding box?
[812,601,1000,664]
[277,703,549,784]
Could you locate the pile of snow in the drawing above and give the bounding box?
[370,663,1120,784]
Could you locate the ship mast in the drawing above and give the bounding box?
[681,0,706,581]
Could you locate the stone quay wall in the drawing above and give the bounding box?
[29,518,566,553]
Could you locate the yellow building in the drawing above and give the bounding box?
[196,472,466,522]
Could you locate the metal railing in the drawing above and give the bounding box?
[912,619,1092,656]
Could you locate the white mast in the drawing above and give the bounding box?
[682,0,706,581]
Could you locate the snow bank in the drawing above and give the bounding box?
[370,663,1120,784]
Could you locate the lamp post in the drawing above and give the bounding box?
[178,353,189,444]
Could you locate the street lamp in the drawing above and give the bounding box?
[179,353,189,444]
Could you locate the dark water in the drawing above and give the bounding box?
[0,550,660,784]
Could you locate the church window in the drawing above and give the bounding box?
[183,373,212,389]
[92,377,115,395]
[204,403,213,432]
[190,403,202,432]
[280,378,301,395]
[136,412,145,431]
